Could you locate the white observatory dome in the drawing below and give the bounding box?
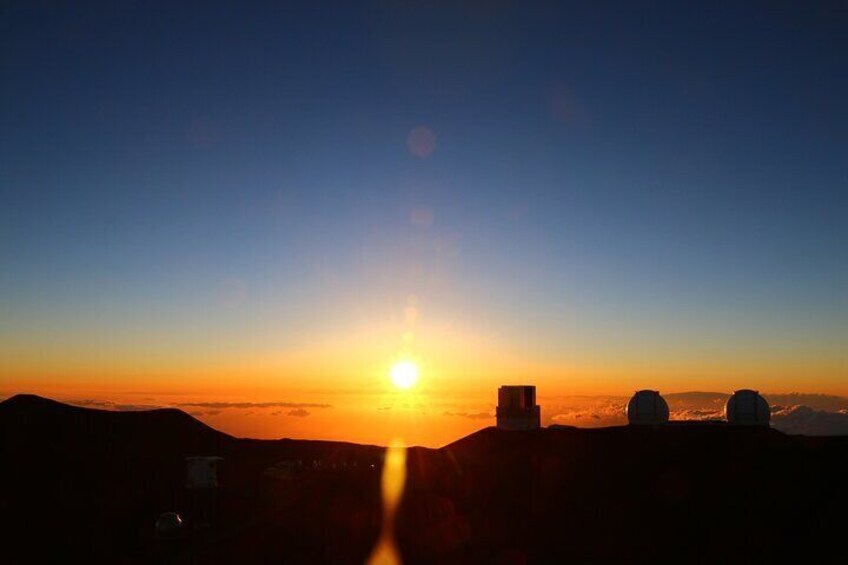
[627,390,670,425]
[725,390,770,426]
[155,512,184,539]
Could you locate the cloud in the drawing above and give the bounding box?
[58,392,848,436]
[765,394,848,412]
[68,399,163,412]
[548,402,627,428]
[665,392,729,411]
[670,409,724,421]
[188,409,222,417]
[443,411,492,420]
[544,395,848,435]
[665,392,848,413]
[178,401,331,409]
[64,398,332,416]
[770,405,848,436]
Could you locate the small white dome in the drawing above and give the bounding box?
[627,390,669,425]
[155,512,183,538]
[725,390,770,426]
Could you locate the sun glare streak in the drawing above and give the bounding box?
[367,439,407,565]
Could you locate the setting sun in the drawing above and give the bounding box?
[390,361,419,390]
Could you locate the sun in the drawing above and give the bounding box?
[390,360,419,390]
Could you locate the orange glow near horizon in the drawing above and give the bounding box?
[2,311,847,447]
[3,277,847,406]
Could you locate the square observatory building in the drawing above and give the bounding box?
[496,385,541,430]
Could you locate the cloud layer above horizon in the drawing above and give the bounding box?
[547,392,848,436]
[15,391,846,437]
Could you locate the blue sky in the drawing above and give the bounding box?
[1,2,846,394]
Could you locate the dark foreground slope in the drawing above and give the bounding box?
[0,395,385,563]
[1,395,846,564]
[407,425,848,563]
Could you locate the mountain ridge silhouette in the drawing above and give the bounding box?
[1,394,845,563]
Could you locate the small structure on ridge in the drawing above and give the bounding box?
[496,385,541,430]
[627,390,670,425]
[725,390,770,426]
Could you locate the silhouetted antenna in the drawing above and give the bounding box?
[725,390,770,426]
[627,390,669,425]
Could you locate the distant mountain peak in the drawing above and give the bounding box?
[0,393,234,456]
[0,393,72,410]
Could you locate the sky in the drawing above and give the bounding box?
[1,2,846,445]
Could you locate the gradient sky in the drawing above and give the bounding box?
[2,1,847,437]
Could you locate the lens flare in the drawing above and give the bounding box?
[367,440,407,565]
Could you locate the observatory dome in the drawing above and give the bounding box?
[155,512,184,539]
[627,390,670,425]
[725,390,770,426]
